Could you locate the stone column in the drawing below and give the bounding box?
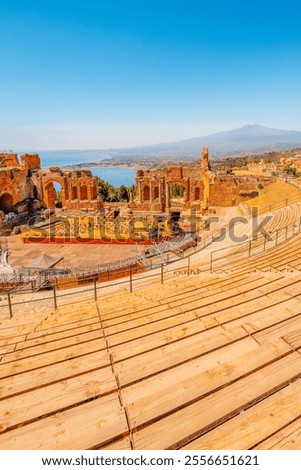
[202,147,210,211]
[184,181,189,203]
[165,182,170,211]
[61,187,66,206]
[68,179,72,201]
[87,183,92,201]
[150,180,153,203]
[158,180,162,201]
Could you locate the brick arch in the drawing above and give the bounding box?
[40,168,103,211]
[133,151,209,212]
[143,185,150,201]
[169,181,187,193]
[0,192,14,213]
[80,185,88,200]
[154,186,159,199]
[71,186,78,200]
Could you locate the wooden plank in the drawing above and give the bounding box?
[1,330,105,364]
[0,351,111,399]
[99,301,169,327]
[104,306,184,334]
[0,334,26,348]
[229,276,282,294]
[181,379,301,450]
[254,417,301,449]
[283,329,301,350]
[163,274,267,308]
[0,368,117,432]
[122,338,290,430]
[254,316,301,344]
[226,304,301,336]
[257,277,301,296]
[168,287,236,310]
[106,313,200,347]
[214,296,299,326]
[110,317,219,362]
[99,300,161,321]
[34,304,98,328]
[132,353,301,449]
[34,316,99,334]
[101,438,132,450]
[0,345,15,355]
[16,325,103,351]
[0,393,128,450]
[181,289,263,316]
[24,321,102,346]
[0,339,109,378]
[114,324,246,384]
[36,310,98,327]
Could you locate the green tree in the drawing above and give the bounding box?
[171,184,184,198]
[119,185,130,202]
[96,177,133,202]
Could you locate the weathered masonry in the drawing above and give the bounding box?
[131,148,273,212]
[0,153,102,214]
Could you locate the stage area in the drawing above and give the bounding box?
[0,235,139,270]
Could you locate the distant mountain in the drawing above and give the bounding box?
[40,125,301,162]
[106,125,301,159]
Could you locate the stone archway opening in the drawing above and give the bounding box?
[0,193,14,213]
[170,183,185,208]
[143,185,150,201]
[45,181,64,209]
[80,185,88,200]
[53,182,64,208]
[71,186,78,200]
[33,185,38,200]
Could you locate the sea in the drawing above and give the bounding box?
[39,151,136,188]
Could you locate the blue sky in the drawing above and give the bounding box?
[0,0,301,150]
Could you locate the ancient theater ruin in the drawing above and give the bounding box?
[0,153,102,224]
[131,147,273,214]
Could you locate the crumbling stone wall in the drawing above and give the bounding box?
[0,153,102,215]
[0,154,35,213]
[131,148,274,212]
[38,168,102,211]
[208,175,272,206]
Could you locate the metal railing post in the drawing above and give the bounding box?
[187,256,190,276]
[130,267,133,292]
[53,284,57,310]
[275,230,278,246]
[94,277,97,301]
[161,263,164,284]
[7,292,13,318]
[248,239,252,257]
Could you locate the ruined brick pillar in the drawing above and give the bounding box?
[61,187,66,206]
[201,147,210,211]
[165,182,170,211]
